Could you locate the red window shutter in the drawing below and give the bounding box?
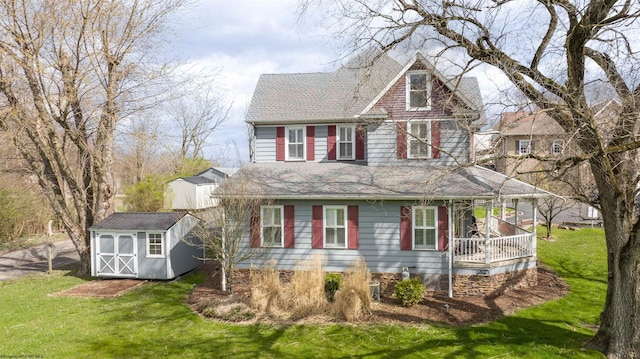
[312,205,323,248]
[306,126,315,161]
[355,125,365,160]
[284,205,295,248]
[438,206,449,251]
[327,125,336,160]
[397,122,407,159]
[400,205,412,250]
[250,207,261,248]
[347,205,359,249]
[276,126,285,161]
[431,121,441,159]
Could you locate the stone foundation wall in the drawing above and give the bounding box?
[442,267,538,297]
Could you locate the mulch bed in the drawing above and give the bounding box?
[54,279,145,298]
[188,262,569,326]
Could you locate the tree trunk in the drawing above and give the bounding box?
[226,262,235,294]
[77,246,92,277]
[585,160,640,358]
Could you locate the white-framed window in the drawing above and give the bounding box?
[407,120,431,158]
[286,126,305,160]
[551,140,564,155]
[324,205,347,248]
[147,233,164,257]
[413,206,437,250]
[518,140,531,155]
[338,125,355,160]
[261,205,284,247]
[406,71,431,110]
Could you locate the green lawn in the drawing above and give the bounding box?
[0,227,606,358]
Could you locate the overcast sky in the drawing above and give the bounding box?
[167,0,505,167]
[165,0,337,166]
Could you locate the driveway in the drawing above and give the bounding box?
[0,239,80,281]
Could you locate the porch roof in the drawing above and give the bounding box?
[217,162,555,201]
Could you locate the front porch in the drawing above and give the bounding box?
[453,216,535,264]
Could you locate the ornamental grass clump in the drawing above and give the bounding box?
[394,278,425,306]
[249,259,281,312]
[332,257,372,321]
[286,254,328,318]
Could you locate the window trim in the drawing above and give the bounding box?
[551,139,564,155]
[518,139,531,155]
[337,125,355,160]
[285,126,306,161]
[412,206,438,250]
[407,120,432,159]
[146,232,165,258]
[261,205,284,247]
[405,70,432,111]
[323,205,348,249]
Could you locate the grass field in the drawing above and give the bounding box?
[0,227,607,358]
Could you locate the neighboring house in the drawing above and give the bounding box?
[90,212,203,280]
[167,167,238,210]
[222,53,553,297]
[494,110,568,181]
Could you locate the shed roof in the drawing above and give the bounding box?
[216,162,554,201]
[90,212,188,231]
[180,176,215,185]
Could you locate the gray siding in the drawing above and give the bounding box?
[136,231,168,280]
[238,200,449,275]
[367,120,470,167]
[314,125,328,162]
[168,216,202,278]
[255,126,277,162]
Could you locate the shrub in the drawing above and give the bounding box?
[394,278,425,306]
[332,258,372,321]
[324,273,342,302]
[287,254,328,318]
[249,259,281,312]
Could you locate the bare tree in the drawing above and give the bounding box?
[0,0,186,275]
[192,175,273,293]
[163,74,231,173]
[300,1,640,356]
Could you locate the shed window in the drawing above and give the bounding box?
[147,233,164,257]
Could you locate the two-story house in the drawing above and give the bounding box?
[222,53,553,297]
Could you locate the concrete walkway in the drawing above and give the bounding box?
[0,239,80,281]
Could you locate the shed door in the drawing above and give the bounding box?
[96,233,137,277]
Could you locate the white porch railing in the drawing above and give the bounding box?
[453,233,535,263]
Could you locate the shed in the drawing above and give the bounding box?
[90,212,203,280]
[167,167,239,210]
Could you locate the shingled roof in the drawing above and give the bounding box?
[246,53,484,125]
[217,162,554,201]
[90,212,189,231]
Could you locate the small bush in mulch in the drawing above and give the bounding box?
[394,278,425,307]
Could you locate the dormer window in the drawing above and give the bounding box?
[406,71,431,111]
[286,126,305,160]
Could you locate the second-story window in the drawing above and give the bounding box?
[286,126,305,160]
[406,71,431,110]
[338,125,355,160]
[407,120,431,158]
[517,140,532,155]
[551,140,564,155]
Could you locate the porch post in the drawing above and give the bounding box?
[485,201,492,264]
[500,201,507,222]
[513,199,519,227]
[532,199,538,256]
[448,200,454,298]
